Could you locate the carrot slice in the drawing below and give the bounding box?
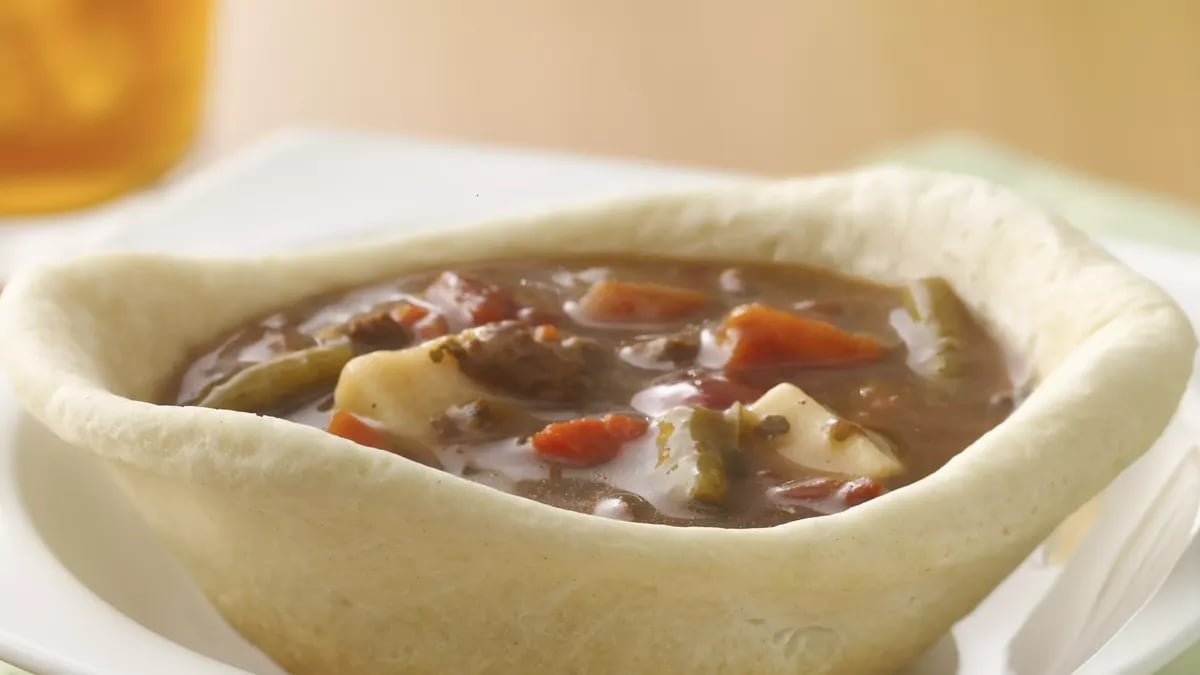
[327,410,388,450]
[719,303,883,371]
[577,280,709,323]
[531,414,648,466]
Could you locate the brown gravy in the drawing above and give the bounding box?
[170,257,1018,528]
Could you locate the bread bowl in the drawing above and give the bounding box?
[0,168,1191,674]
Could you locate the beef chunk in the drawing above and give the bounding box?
[430,321,604,402]
[344,307,412,352]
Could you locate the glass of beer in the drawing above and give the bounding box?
[0,0,211,214]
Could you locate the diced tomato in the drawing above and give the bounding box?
[719,303,884,371]
[774,477,843,502]
[389,301,429,327]
[531,414,648,466]
[839,477,883,506]
[772,476,885,511]
[534,324,560,342]
[425,271,520,328]
[327,410,388,450]
[577,280,709,323]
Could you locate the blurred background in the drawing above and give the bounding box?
[2,0,1198,214]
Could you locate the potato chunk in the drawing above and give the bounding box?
[747,383,904,480]
[333,337,492,448]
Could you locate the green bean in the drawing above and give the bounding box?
[190,342,355,412]
[655,406,733,506]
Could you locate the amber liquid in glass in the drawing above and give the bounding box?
[0,0,210,214]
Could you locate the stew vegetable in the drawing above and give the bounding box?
[171,257,1019,527]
